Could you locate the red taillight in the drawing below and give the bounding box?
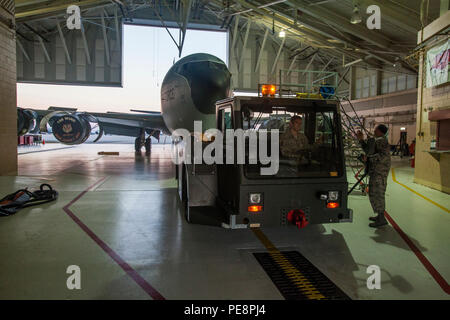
[248,205,263,212]
[327,202,339,209]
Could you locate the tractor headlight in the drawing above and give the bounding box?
[249,193,262,204]
[328,191,339,201]
[319,193,328,200]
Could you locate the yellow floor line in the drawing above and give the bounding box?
[252,228,326,300]
[391,168,450,214]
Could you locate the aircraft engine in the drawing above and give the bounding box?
[17,108,38,136]
[50,113,97,145]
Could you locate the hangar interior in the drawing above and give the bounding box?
[0,0,449,300]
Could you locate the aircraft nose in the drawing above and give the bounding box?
[181,60,231,114]
[203,61,231,89]
[178,60,230,88]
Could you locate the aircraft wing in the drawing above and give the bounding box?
[91,111,169,137]
[17,107,169,145]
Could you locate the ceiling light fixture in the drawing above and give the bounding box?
[327,39,343,43]
[350,5,362,24]
[279,30,286,38]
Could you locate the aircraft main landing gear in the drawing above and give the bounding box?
[135,128,146,153]
[145,137,152,154]
[135,136,144,153]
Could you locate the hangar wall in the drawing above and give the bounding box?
[341,89,418,145]
[414,12,450,194]
[228,28,320,92]
[0,2,17,175]
[350,67,417,100]
[16,13,122,86]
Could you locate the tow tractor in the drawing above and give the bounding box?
[174,84,353,229]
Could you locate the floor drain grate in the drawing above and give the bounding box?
[253,251,350,300]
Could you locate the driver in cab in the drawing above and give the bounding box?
[280,115,312,159]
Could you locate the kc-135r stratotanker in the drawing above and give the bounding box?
[18,53,352,228]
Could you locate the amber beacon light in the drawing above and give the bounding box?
[261,84,276,97]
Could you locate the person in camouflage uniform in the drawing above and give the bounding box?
[357,124,391,228]
[280,116,311,158]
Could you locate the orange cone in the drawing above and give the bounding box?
[42,139,45,145]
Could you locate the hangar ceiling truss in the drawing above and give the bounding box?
[11,0,442,87]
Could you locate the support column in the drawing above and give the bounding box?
[376,70,382,96]
[441,0,449,16]
[349,66,356,100]
[0,4,18,175]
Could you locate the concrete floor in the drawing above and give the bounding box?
[0,143,449,300]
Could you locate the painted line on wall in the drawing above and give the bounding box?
[63,176,165,300]
[384,211,450,294]
[391,168,449,213]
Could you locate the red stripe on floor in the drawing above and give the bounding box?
[63,177,165,300]
[384,211,450,295]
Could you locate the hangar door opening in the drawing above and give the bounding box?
[17,25,228,113]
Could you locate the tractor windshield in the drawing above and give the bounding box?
[241,102,344,179]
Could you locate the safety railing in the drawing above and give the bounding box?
[278,69,339,99]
